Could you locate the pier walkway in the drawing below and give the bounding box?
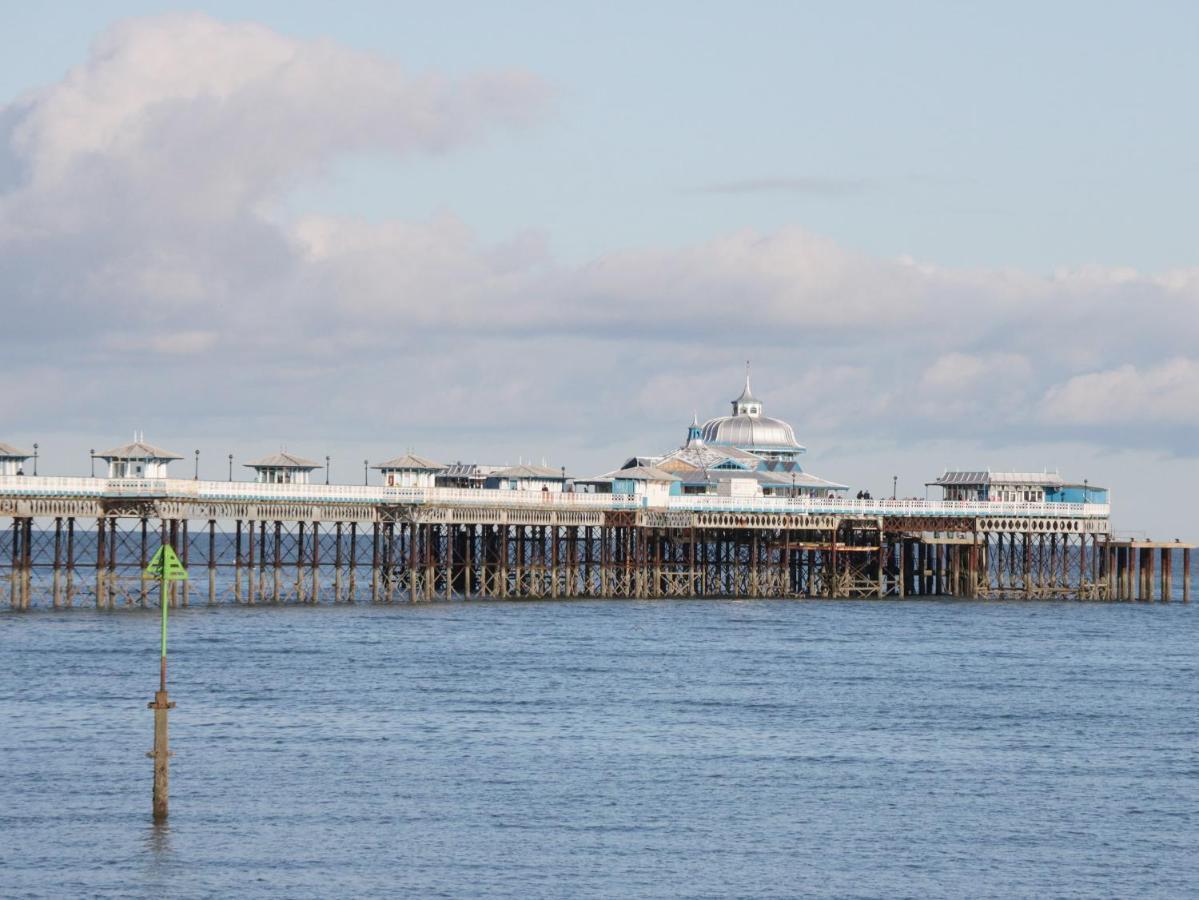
[1,475,1189,609]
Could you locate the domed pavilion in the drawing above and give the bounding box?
[699,368,806,462]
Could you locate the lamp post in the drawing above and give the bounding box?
[325,455,331,485]
[228,454,233,482]
[90,449,95,478]
[363,459,369,486]
[892,475,898,500]
[792,471,796,499]
[561,465,567,492]
[193,449,199,480]
[32,443,38,476]
[1083,478,1089,504]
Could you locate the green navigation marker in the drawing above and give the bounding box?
[145,545,189,582]
[147,543,187,822]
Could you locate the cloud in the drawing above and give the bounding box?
[1039,359,1199,426]
[1,12,1198,478]
[6,14,547,217]
[0,12,549,349]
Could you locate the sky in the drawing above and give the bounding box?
[0,1,1196,535]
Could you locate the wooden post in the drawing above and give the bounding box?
[149,558,175,821]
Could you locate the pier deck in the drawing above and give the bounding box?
[1,476,1189,607]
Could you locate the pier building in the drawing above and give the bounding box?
[485,464,567,492]
[96,438,182,479]
[700,370,807,462]
[0,443,31,476]
[374,454,444,488]
[619,379,847,498]
[436,462,503,489]
[931,471,1109,505]
[246,452,320,485]
[582,465,681,504]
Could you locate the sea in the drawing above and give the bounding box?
[1,595,1197,899]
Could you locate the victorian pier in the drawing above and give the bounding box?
[1,373,1192,609]
[0,478,1190,609]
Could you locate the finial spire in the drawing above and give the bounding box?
[732,360,760,412]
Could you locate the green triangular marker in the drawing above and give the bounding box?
[146,545,189,582]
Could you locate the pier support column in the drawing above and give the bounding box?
[180,520,190,607]
[273,522,282,603]
[139,518,149,606]
[95,517,107,608]
[348,522,358,602]
[245,520,255,605]
[311,522,320,604]
[65,518,76,607]
[10,517,23,609]
[234,520,243,604]
[334,523,343,603]
[1183,548,1191,603]
[370,522,379,603]
[52,517,63,608]
[207,520,216,605]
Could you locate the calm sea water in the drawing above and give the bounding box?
[2,598,1197,899]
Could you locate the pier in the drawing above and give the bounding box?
[0,475,1190,607]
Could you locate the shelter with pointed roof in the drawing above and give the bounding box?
[373,453,446,488]
[0,442,32,476]
[583,465,680,504]
[245,451,321,485]
[485,464,567,492]
[96,436,183,478]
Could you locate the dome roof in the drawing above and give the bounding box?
[700,414,804,452]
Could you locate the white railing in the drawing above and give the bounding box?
[666,494,1110,518]
[0,475,108,495]
[0,475,1110,519]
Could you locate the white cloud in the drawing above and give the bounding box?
[0,11,1197,478]
[1039,359,1199,425]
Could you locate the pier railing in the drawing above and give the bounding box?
[0,475,1111,519]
